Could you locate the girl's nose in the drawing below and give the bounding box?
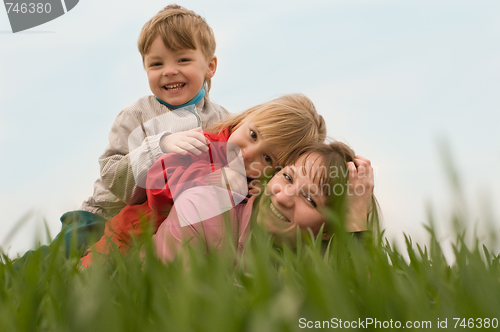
[241,147,253,161]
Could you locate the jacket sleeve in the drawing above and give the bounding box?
[146,151,224,214]
[99,109,167,205]
[152,186,238,263]
[146,130,231,214]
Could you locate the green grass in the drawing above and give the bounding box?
[1,215,500,332]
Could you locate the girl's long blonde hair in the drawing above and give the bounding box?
[207,94,326,166]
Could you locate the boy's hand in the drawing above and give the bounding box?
[344,155,375,232]
[160,127,209,156]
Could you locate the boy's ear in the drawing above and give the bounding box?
[205,55,217,79]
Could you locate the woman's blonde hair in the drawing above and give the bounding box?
[138,4,216,93]
[207,94,326,167]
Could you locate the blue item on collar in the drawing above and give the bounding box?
[155,87,206,109]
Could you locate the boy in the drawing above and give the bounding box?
[60,4,230,252]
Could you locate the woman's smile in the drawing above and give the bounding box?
[269,202,289,222]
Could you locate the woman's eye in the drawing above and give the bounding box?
[264,155,272,164]
[306,196,317,208]
[283,173,292,184]
[250,130,257,141]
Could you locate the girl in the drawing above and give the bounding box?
[80,94,326,267]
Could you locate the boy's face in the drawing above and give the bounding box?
[144,36,217,106]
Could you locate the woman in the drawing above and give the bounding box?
[152,141,376,263]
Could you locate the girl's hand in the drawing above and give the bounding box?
[160,127,210,156]
[221,167,248,197]
[248,179,264,196]
[344,155,374,232]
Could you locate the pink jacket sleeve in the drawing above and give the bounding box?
[152,186,243,263]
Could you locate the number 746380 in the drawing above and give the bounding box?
[453,318,498,329]
[5,3,52,14]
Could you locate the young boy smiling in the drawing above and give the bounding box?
[59,4,230,252]
[145,33,215,108]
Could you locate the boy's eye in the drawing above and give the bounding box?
[179,58,191,63]
[250,130,257,141]
[150,62,162,67]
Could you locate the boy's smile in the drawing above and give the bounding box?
[144,36,217,106]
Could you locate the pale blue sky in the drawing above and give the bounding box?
[1,0,499,257]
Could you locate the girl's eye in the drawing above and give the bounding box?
[250,130,257,141]
[264,155,272,164]
[306,196,317,208]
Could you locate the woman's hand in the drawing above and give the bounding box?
[344,155,374,232]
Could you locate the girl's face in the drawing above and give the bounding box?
[227,120,278,179]
[256,153,329,244]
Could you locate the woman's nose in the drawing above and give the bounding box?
[274,186,294,208]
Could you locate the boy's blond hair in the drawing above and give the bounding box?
[138,4,216,93]
[207,94,326,167]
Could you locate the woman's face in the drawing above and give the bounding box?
[256,153,329,244]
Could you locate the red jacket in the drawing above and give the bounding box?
[81,128,233,267]
[146,128,232,213]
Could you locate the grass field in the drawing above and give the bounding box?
[1,212,500,332]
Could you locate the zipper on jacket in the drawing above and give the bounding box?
[184,105,201,127]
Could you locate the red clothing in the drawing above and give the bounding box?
[146,128,232,213]
[81,128,232,267]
